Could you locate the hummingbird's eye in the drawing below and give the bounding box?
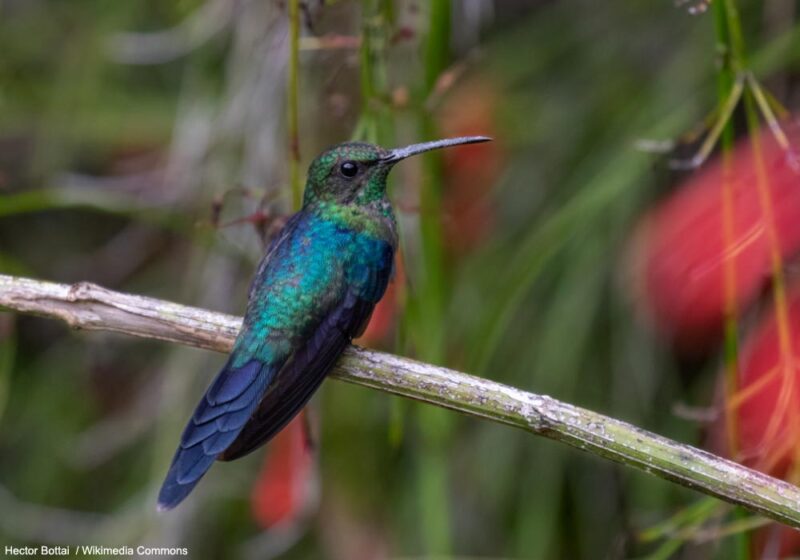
[339,161,359,178]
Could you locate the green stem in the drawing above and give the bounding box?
[288,0,302,211]
[712,2,764,558]
[410,1,453,554]
[712,0,742,470]
[357,0,394,145]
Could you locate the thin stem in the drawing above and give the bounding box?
[668,75,744,171]
[722,0,747,70]
[747,73,794,157]
[288,0,302,211]
[410,2,453,553]
[743,87,796,470]
[712,0,743,477]
[356,0,394,145]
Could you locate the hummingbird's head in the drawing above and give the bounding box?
[302,136,491,208]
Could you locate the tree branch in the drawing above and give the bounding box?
[2,273,800,528]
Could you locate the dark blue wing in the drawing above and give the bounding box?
[218,240,394,461]
[157,215,307,511]
[156,359,276,510]
[218,291,373,461]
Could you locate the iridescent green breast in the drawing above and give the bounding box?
[232,209,394,367]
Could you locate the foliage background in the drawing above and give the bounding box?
[1,1,799,558]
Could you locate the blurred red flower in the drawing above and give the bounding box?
[710,286,800,558]
[631,127,800,353]
[632,122,800,556]
[438,77,504,255]
[251,413,314,529]
[716,288,800,479]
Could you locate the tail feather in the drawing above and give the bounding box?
[157,359,272,511]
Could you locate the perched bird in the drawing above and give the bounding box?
[157,136,490,510]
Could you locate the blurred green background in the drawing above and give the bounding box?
[1,1,799,558]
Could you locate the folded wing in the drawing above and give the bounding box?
[157,219,394,510]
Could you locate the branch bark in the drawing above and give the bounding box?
[2,273,800,528]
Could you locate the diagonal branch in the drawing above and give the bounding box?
[2,273,800,527]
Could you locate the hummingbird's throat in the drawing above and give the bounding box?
[353,165,393,206]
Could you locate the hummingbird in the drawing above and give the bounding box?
[157,136,490,510]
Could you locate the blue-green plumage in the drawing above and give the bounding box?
[157,136,489,510]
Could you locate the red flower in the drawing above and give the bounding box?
[251,413,314,528]
[720,287,800,479]
[632,125,800,555]
[438,77,504,255]
[631,128,800,353]
[708,286,800,558]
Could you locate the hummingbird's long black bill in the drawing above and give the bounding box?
[383,136,492,163]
